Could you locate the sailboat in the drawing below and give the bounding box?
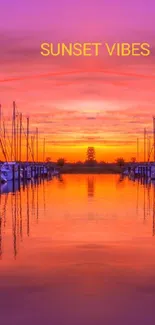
[0,170,7,183]
[1,162,21,181]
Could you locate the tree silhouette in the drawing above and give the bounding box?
[46,157,51,163]
[116,157,125,168]
[57,158,65,167]
[131,157,136,163]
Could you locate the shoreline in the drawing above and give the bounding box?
[60,166,122,174]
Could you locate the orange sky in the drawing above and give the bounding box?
[1,64,155,162]
[0,1,155,162]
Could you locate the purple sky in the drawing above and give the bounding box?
[1,0,155,33]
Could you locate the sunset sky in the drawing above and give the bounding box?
[0,0,155,162]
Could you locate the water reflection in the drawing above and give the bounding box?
[0,213,2,259]
[87,176,95,197]
[1,174,155,325]
[0,175,155,260]
[0,181,20,194]
[0,178,49,259]
[130,177,155,235]
[153,185,155,236]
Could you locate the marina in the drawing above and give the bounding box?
[1,0,155,322]
[0,102,59,187]
[122,116,155,181]
[1,104,155,325]
[1,103,155,325]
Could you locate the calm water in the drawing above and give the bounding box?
[0,174,155,325]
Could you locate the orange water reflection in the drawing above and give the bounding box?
[0,174,155,259]
[0,175,155,324]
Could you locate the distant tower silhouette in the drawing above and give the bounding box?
[87,147,95,162]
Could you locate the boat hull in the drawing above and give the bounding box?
[1,170,19,181]
[0,173,7,183]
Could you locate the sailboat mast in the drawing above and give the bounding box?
[11,105,13,161]
[137,138,139,162]
[12,101,16,161]
[43,138,45,163]
[26,117,29,162]
[153,117,155,162]
[144,128,146,163]
[16,113,19,162]
[147,135,150,162]
[19,113,22,162]
[0,104,1,131]
[36,127,38,163]
[2,121,8,161]
[0,104,1,160]
[31,136,35,162]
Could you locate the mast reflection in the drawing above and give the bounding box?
[0,177,49,258]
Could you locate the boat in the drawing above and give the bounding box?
[1,162,21,181]
[134,166,140,177]
[0,181,19,194]
[40,165,48,176]
[21,165,32,180]
[0,172,7,184]
[129,165,149,178]
[123,169,129,176]
[150,166,155,180]
[52,167,59,176]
